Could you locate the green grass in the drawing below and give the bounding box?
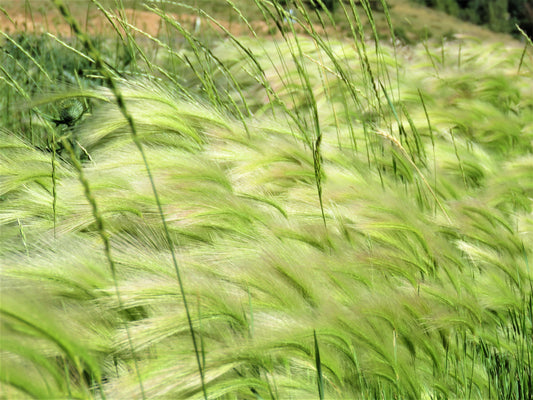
[1,0,532,399]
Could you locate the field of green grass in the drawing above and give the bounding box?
[1,0,533,399]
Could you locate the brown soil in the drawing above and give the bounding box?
[0,5,331,39]
[0,2,515,44]
[0,6,224,37]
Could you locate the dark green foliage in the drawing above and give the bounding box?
[274,0,336,11]
[1,33,94,91]
[410,0,533,37]
[305,0,337,11]
[52,99,86,127]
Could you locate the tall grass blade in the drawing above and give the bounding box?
[50,2,208,398]
[314,330,325,400]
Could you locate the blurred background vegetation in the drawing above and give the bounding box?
[409,0,533,37]
[1,0,531,41]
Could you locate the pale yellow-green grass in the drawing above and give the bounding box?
[1,2,532,399]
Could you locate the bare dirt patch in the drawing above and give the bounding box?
[1,5,284,38]
[0,3,341,41]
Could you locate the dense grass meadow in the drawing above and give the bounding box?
[1,0,533,398]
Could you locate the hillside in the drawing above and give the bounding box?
[0,0,521,43]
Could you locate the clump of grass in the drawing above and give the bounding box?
[1,0,532,399]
